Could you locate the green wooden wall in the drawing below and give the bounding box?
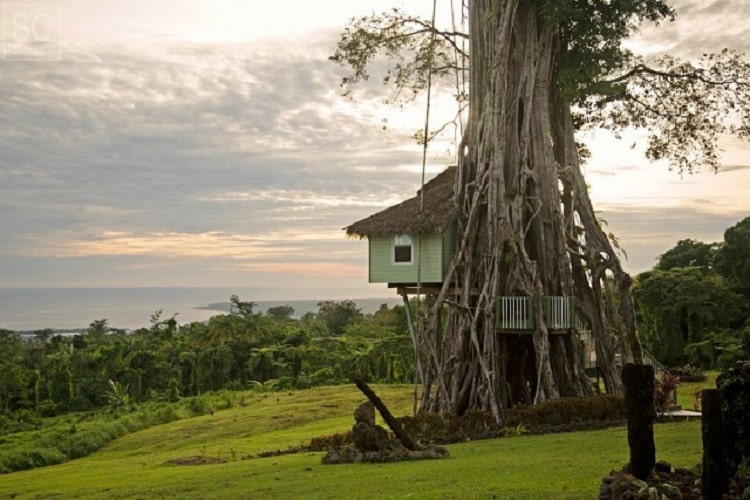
[368,225,456,284]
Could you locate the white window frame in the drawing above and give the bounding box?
[393,234,413,265]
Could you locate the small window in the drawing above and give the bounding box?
[393,234,412,264]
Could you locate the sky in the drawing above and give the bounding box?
[0,0,748,299]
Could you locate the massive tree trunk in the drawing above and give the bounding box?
[417,0,639,423]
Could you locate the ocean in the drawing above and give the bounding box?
[0,287,400,332]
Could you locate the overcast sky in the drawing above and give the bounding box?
[0,0,748,299]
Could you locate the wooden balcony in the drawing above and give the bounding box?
[495,296,575,333]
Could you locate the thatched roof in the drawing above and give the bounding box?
[345,166,457,238]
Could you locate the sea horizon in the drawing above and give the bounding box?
[0,286,400,332]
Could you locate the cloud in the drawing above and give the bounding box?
[0,35,431,277]
[632,0,750,58]
[596,203,747,273]
[0,1,747,290]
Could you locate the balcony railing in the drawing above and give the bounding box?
[495,296,575,331]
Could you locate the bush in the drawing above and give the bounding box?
[0,401,186,474]
[396,395,626,445]
[36,400,62,418]
[68,396,92,412]
[505,394,626,429]
[0,449,66,473]
[0,409,41,434]
[185,396,214,416]
[671,364,707,382]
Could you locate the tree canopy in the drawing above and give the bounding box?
[656,239,719,270]
[634,217,750,369]
[332,1,749,173]
[716,217,750,297]
[0,299,418,417]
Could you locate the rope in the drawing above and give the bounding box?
[419,0,438,212]
[411,0,439,416]
[450,0,466,142]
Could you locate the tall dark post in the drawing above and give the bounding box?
[622,363,656,480]
[701,389,728,500]
[354,378,418,451]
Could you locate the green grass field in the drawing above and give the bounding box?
[675,371,718,411]
[0,385,702,499]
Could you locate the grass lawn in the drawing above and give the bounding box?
[0,385,703,499]
[675,371,718,411]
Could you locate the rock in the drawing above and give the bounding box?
[322,397,448,465]
[352,421,390,452]
[655,461,672,473]
[354,401,375,425]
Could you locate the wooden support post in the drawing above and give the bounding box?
[400,291,424,385]
[354,378,418,451]
[622,363,656,480]
[701,389,728,500]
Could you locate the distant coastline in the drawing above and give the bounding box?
[195,297,401,319]
[0,287,400,332]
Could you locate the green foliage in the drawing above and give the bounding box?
[266,305,295,321]
[0,329,30,413]
[316,300,363,335]
[634,266,745,366]
[396,395,626,444]
[634,219,750,369]
[670,364,706,383]
[107,379,131,410]
[186,396,213,416]
[541,0,674,100]
[0,395,213,474]
[331,1,749,173]
[717,362,750,477]
[684,327,750,370]
[654,372,681,415]
[505,394,626,429]
[656,239,719,271]
[0,296,417,426]
[329,8,462,103]
[229,295,257,318]
[716,217,750,298]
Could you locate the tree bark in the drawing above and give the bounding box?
[414,0,637,424]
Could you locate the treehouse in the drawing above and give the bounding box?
[346,166,577,332]
[345,166,458,293]
[347,167,588,406]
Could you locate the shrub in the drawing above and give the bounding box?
[0,448,66,473]
[68,396,92,412]
[671,364,706,382]
[394,395,626,445]
[505,394,626,429]
[0,409,41,434]
[654,372,681,414]
[185,396,214,416]
[36,400,61,418]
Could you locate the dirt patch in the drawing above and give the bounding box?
[166,455,226,466]
[322,445,449,464]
